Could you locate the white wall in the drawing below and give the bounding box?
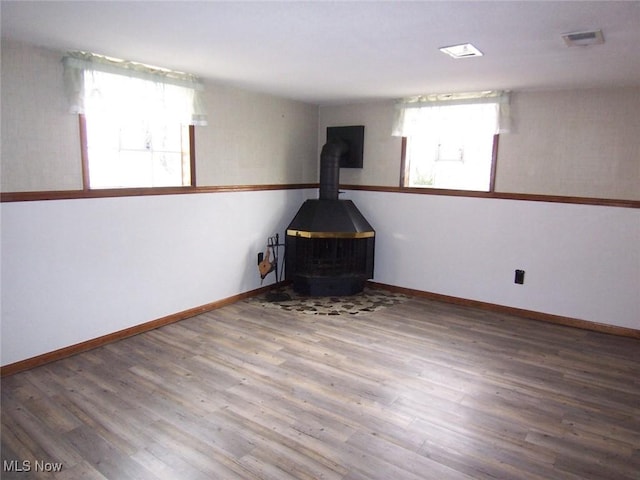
[6,189,635,367]
[344,190,640,330]
[1,189,314,366]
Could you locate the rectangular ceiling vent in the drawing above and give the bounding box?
[562,30,604,47]
[439,43,483,59]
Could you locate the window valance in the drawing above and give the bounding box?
[392,90,511,136]
[62,51,207,126]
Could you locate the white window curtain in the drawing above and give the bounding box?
[62,51,207,126]
[392,90,510,137]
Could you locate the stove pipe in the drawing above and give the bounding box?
[319,140,348,200]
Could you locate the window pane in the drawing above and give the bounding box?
[405,103,496,191]
[83,71,192,189]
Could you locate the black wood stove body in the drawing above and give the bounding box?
[285,141,375,296]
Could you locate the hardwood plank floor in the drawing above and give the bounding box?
[2,293,639,479]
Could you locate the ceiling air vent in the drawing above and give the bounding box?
[562,30,604,47]
[439,43,483,59]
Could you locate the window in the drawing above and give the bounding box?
[402,103,498,191]
[394,91,510,192]
[63,52,207,189]
[81,71,194,188]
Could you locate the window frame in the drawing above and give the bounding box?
[400,133,499,193]
[78,114,196,191]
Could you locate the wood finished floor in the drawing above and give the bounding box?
[2,293,640,479]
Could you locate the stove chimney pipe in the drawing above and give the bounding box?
[319,140,348,200]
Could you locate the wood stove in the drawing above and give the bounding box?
[285,140,375,296]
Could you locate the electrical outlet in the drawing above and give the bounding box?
[515,269,525,284]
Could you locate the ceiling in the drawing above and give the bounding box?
[2,1,640,105]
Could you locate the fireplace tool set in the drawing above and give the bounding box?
[258,233,291,302]
[258,233,284,283]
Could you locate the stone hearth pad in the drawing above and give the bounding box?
[252,286,408,316]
